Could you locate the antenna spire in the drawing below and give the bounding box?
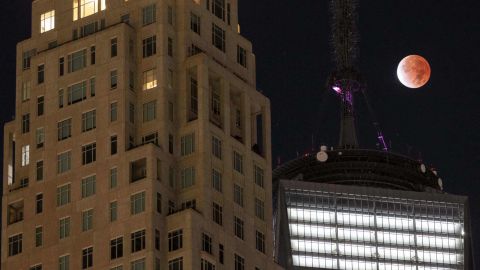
[328,0,362,149]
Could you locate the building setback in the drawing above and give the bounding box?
[2,0,280,269]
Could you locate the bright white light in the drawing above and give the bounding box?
[377,231,415,246]
[416,235,462,249]
[416,219,461,234]
[40,10,55,33]
[292,255,337,269]
[418,250,463,265]
[291,239,336,254]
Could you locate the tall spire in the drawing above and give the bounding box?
[328,0,362,149]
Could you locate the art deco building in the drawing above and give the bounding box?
[273,149,474,270]
[2,0,279,269]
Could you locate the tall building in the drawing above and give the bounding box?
[2,0,279,269]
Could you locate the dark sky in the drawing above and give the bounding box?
[1,0,479,266]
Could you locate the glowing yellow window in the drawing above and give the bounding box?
[73,0,106,21]
[40,10,55,33]
[143,69,158,90]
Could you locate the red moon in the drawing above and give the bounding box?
[397,55,431,88]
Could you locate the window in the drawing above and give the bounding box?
[213,0,225,20]
[110,237,123,259]
[57,184,71,206]
[22,114,30,133]
[82,247,93,269]
[234,216,244,240]
[169,101,174,121]
[111,38,117,57]
[110,102,118,121]
[143,68,157,90]
[21,145,30,166]
[22,81,31,101]
[110,201,117,221]
[142,36,156,58]
[38,64,45,84]
[59,255,71,270]
[256,231,265,253]
[73,0,106,21]
[58,89,64,108]
[180,199,196,210]
[131,258,146,270]
[36,193,43,214]
[30,264,42,270]
[90,77,95,96]
[168,37,173,56]
[23,50,34,70]
[90,46,95,64]
[156,193,162,213]
[36,127,45,148]
[131,192,145,215]
[233,184,244,207]
[131,229,146,252]
[67,81,87,104]
[8,234,22,256]
[111,135,118,155]
[35,226,43,247]
[212,136,222,159]
[212,23,225,52]
[254,165,264,188]
[110,70,118,89]
[190,13,200,34]
[81,175,96,198]
[155,229,160,250]
[59,217,70,239]
[59,57,65,76]
[168,229,183,251]
[234,254,245,270]
[168,200,176,214]
[180,167,195,189]
[82,209,93,231]
[169,134,174,154]
[219,244,224,264]
[142,132,158,145]
[255,198,265,220]
[237,45,247,67]
[143,100,156,122]
[211,88,221,118]
[201,259,215,270]
[202,233,212,254]
[111,266,123,270]
[82,143,96,165]
[142,4,156,25]
[130,158,146,182]
[212,169,222,192]
[168,258,183,270]
[82,110,96,132]
[68,49,87,73]
[37,96,44,116]
[129,103,135,123]
[167,6,174,25]
[36,160,44,181]
[110,167,118,188]
[189,78,198,119]
[169,167,175,188]
[181,133,195,156]
[233,151,243,173]
[58,119,72,140]
[212,202,222,225]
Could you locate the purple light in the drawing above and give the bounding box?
[332,86,342,94]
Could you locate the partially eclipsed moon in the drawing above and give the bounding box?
[397,55,431,88]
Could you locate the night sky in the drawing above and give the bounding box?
[1,0,479,266]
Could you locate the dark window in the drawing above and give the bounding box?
[130,158,147,182]
[212,0,225,20]
[110,237,123,260]
[155,229,160,250]
[142,36,156,58]
[59,57,64,76]
[36,193,43,214]
[81,143,96,165]
[212,24,225,52]
[110,135,117,155]
[142,4,156,25]
[156,192,162,213]
[111,38,117,57]
[168,229,183,251]
[212,202,222,225]
[36,160,44,181]
[189,78,198,120]
[37,96,44,116]
[110,70,118,89]
[237,45,247,67]
[168,6,174,25]
[131,230,146,253]
[169,134,174,154]
[37,64,44,84]
[256,231,265,253]
[202,233,212,254]
[234,254,244,270]
[8,234,22,256]
[234,216,244,240]
[22,114,30,133]
[219,244,224,264]
[82,247,93,269]
[191,13,201,34]
[23,50,34,70]
[90,46,96,65]
[168,37,173,56]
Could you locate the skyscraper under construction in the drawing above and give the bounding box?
[2,0,280,269]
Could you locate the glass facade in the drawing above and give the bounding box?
[282,186,466,270]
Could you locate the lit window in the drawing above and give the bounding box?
[21,145,30,166]
[142,69,157,90]
[73,0,106,21]
[40,10,55,33]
